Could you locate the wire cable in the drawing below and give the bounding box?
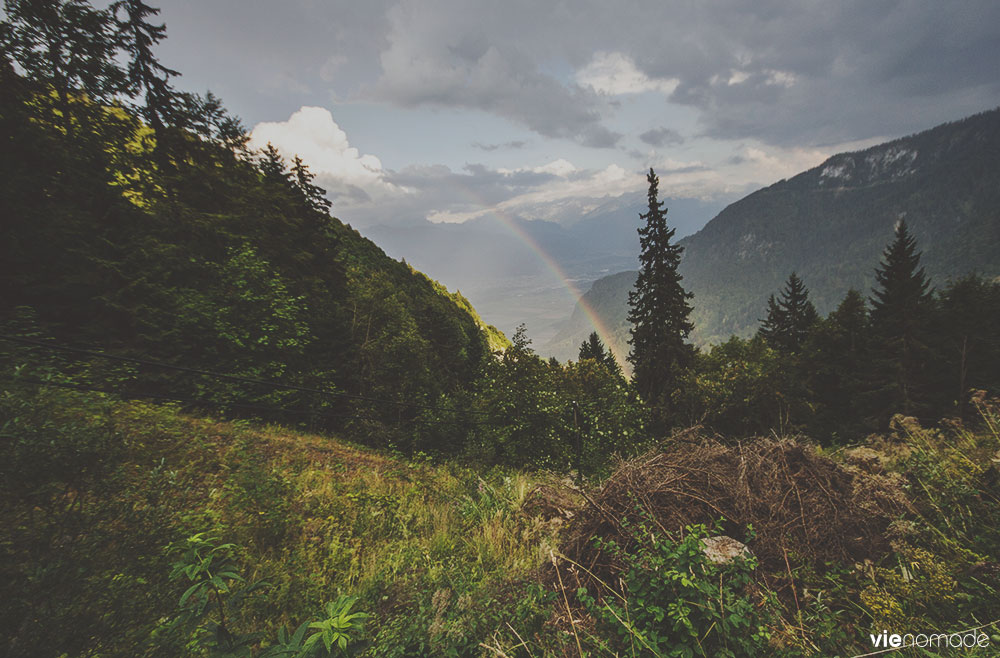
[0,375,493,427]
[0,333,491,416]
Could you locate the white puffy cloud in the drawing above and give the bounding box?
[248,106,403,203]
[576,52,679,96]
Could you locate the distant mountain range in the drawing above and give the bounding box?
[546,107,1000,362]
[361,195,727,347]
[363,195,726,285]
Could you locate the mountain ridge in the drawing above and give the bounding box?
[546,107,1000,359]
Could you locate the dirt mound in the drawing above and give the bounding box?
[566,435,912,574]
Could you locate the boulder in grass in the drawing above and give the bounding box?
[700,536,751,565]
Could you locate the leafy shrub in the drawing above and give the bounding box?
[165,533,266,656]
[263,596,369,657]
[576,519,774,658]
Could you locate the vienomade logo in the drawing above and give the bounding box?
[868,625,993,652]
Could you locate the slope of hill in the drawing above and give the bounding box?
[4,378,998,657]
[681,107,1000,343]
[0,59,502,434]
[0,387,569,657]
[549,108,1000,351]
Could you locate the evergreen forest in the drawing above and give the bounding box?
[2,2,999,656]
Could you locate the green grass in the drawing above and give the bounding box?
[3,382,999,657]
[0,385,567,657]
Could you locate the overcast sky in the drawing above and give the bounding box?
[149,0,1000,229]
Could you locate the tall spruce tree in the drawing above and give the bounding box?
[758,272,818,353]
[627,168,694,404]
[291,155,332,215]
[578,331,607,361]
[868,219,933,421]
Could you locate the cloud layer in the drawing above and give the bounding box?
[161,0,1000,230]
[162,0,1000,149]
[353,0,1000,146]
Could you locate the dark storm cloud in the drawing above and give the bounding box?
[365,9,622,148]
[630,0,1000,144]
[361,0,1000,146]
[152,0,1000,148]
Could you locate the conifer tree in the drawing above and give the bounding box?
[804,289,870,437]
[934,274,1000,417]
[578,331,621,377]
[759,294,783,343]
[259,143,290,185]
[627,168,694,404]
[758,272,818,353]
[291,156,332,215]
[2,0,123,130]
[868,219,933,420]
[111,0,178,132]
[578,331,606,362]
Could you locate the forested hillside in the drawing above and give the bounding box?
[0,0,641,469]
[3,2,1000,657]
[0,7,510,452]
[680,108,1000,343]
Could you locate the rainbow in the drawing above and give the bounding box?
[446,183,627,367]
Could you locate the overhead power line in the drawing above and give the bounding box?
[0,333,490,416]
[1,375,493,427]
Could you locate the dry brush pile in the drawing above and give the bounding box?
[563,431,914,579]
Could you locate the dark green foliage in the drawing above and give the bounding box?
[576,519,774,658]
[292,155,332,215]
[932,274,1000,419]
[472,326,644,471]
[627,168,695,406]
[801,289,871,438]
[673,336,798,437]
[0,0,492,448]
[867,220,934,422]
[2,0,124,127]
[111,0,179,132]
[262,596,369,657]
[167,533,258,655]
[578,330,622,378]
[758,272,818,353]
[0,382,176,657]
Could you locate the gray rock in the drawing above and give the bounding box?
[700,536,751,565]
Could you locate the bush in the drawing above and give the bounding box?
[576,518,774,658]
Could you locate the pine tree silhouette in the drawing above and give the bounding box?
[627,168,694,405]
